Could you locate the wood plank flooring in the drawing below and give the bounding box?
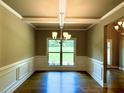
[106,69,124,93]
[13,70,124,93]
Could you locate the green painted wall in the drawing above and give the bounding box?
[35,30,87,56]
[0,5,35,67]
[87,6,124,61]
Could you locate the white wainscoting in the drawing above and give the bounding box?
[0,57,34,93]
[34,56,104,87]
[119,67,124,71]
[86,57,104,87]
[34,56,87,71]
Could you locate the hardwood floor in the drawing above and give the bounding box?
[13,70,124,93]
[107,69,124,93]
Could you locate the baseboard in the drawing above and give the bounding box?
[35,70,87,73]
[11,71,34,93]
[107,66,119,69]
[87,71,104,87]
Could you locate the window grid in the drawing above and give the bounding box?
[48,39,75,66]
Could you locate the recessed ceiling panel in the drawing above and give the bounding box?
[66,0,123,18]
[33,23,59,29]
[64,24,91,29]
[2,0,124,30]
[3,0,124,18]
[3,0,59,17]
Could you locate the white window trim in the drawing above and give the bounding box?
[46,38,76,67]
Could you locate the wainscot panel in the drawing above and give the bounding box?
[87,57,104,87]
[34,56,87,71]
[0,57,34,93]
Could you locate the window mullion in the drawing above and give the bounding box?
[60,40,63,66]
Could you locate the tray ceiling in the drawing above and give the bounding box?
[3,0,124,30]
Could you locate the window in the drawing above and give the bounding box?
[107,39,112,66]
[48,40,60,66]
[48,39,75,66]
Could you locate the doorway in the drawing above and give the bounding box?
[104,17,124,84]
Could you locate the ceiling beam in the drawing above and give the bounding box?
[36,28,59,31]
[36,28,88,31]
[22,17,100,24]
[22,18,59,24]
[65,18,100,24]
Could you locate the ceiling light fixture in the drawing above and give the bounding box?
[114,18,124,31]
[52,0,71,40]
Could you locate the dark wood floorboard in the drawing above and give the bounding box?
[13,70,124,93]
[106,69,124,93]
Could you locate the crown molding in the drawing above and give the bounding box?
[36,28,88,31]
[36,28,59,31]
[64,28,88,31]
[28,23,36,29]
[100,1,124,21]
[0,0,22,19]
[87,24,96,30]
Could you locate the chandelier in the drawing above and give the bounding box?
[114,18,124,31]
[52,0,71,40]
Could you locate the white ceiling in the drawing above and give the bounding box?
[2,0,124,30]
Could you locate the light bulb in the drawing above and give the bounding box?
[68,34,71,39]
[118,21,123,26]
[114,25,119,30]
[122,22,124,28]
[52,32,57,39]
[63,32,68,38]
[65,34,71,39]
